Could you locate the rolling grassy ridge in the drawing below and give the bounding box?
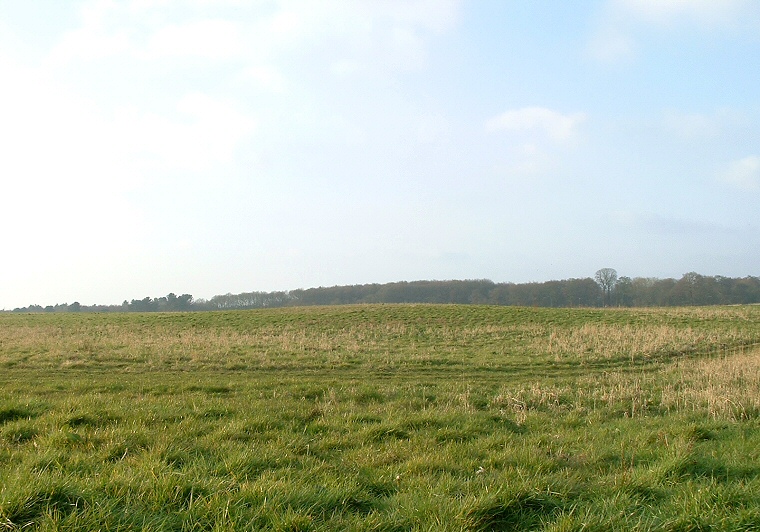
[1,305,760,530]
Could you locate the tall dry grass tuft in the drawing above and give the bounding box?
[659,345,760,420]
[541,323,750,364]
[488,345,760,422]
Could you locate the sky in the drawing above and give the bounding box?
[1,0,759,309]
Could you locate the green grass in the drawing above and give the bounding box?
[1,305,760,530]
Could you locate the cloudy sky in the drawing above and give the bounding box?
[1,0,759,308]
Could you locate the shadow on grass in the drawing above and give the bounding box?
[0,406,37,425]
[463,491,563,532]
[1,485,85,527]
[275,487,379,520]
[370,426,410,442]
[2,425,39,444]
[666,455,760,483]
[65,412,120,429]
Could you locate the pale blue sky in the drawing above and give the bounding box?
[1,0,759,308]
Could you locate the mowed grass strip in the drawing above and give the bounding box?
[1,305,760,530]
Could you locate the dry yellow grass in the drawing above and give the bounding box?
[660,344,760,420]
[2,305,758,373]
[489,344,760,423]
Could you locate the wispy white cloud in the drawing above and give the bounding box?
[108,93,256,174]
[45,1,131,66]
[485,107,586,177]
[144,19,244,60]
[662,109,721,139]
[0,49,254,267]
[486,107,586,142]
[17,0,462,192]
[264,0,461,75]
[586,29,635,63]
[589,0,760,63]
[614,0,750,28]
[720,156,760,191]
[239,65,285,93]
[660,108,752,143]
[43,0,462,89]
[612,210,736,235]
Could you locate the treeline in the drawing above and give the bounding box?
[9,272,760,313]
[14,293,195,314]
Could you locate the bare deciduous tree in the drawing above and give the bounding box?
[595,268,618,306]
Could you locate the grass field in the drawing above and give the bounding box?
[2,304,760,531]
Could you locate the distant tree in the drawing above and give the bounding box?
[68,302,82,312]
[733,277,760,304]
[562,278,601,307]
[156,296,169,311]
[679,272,700,305]
[192,297,210,310]
[595,268,618,307]
[653,278,677,306]
[695,275,721,305]
[177,294,193,310]
[615,276,633,306]
[129,297,158,312]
